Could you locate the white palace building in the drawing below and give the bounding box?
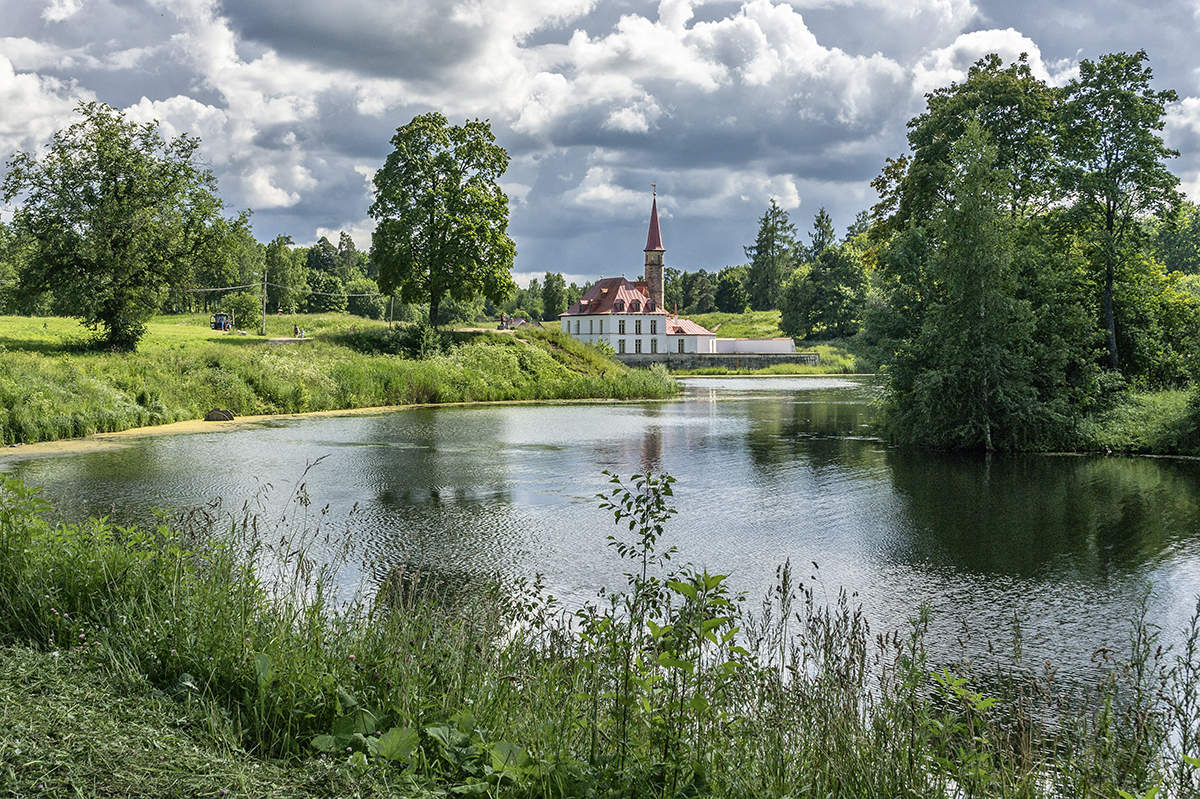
[559,197,719,355]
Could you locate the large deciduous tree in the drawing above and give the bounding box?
[369,113,516,326]
[1059,50,1179,371]
[2,102,231,349]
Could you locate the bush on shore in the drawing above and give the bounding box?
[1,473,1199,798]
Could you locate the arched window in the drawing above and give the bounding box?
[646,301,655,311]
[630,300,641,312]
[614,299,625,312]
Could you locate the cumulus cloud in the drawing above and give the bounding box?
[42,0,83,23]
[912,27,1076,93]
[0,53,83,158]
[0,0,1196,276]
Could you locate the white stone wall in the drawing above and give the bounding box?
[561,314,669,355]
[714,338,796,354]
[666,334,717,354]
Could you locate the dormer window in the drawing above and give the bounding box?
[630,300,641,312]
[646,301,655,311]
[614,299,625,312]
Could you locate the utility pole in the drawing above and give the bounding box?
[260,269,267,336]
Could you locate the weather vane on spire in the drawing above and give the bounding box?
[651,182,656,196]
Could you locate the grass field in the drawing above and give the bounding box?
[686,309,785,339]
[0,314,676,445]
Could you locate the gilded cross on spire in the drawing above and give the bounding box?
[651,182,656,196]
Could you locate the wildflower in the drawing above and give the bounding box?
[348,654,356,661]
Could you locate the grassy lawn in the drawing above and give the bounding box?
[0,314,676,445]
[686,309,785,339]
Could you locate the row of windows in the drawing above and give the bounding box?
[614,339,685,354]
[568,318,659,335]
[618,319,657,335]
[613,299,656,312]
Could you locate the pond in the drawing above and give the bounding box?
[4,376,1200,685]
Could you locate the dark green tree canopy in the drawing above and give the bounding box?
[745,199,798,310]
[541,271,567,320]
[2,101,231,349]
[715,265,749,313]
[369,112,516,326]
[876,54,1057,231]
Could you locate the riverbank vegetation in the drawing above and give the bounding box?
[0,314,676,445]
[2,472,1199,798]
[863,52,1200,453]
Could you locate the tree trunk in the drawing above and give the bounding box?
[428,294,440,327]
[1104,256,1119,371]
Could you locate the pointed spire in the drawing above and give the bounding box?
[644,194,664,252]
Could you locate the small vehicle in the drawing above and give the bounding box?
[210,312,232,331]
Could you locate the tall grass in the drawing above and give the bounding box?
[2,472,1199,797]
[0,316,677,444]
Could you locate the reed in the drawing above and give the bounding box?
[1,472,1198,797]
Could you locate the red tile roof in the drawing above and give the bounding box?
[666,316,714,336]
[561,277,667,316]
[644,197,664,252]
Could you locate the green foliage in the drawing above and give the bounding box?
[305,236,338,277]
[714,265,749,313]
[1060,49,1180,371]
[541,272,567,321]
[222,290,261,330]
[370,112,517,326]
[1152,200,1200,274]
[744,200,798,311]
[346,276,385,319]
[2,472,1200,797]
[397,321,444,359]
[880,53,1057,231]
[780,243,867,341]
[804,207,836,261]
[306,272,347,314]
[884,120,1054,450]
[2,102,233,350]
[264,234,308,313]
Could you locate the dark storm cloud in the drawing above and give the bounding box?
[219,0,485,80]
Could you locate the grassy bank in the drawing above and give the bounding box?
[1073,389,1200,456]
[0,314,676,445]
[687,309,786,339]
[2,473,1199,798]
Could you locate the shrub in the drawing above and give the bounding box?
[222,291,261,331]
[346,277,385,319]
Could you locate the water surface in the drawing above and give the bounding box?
[4,376,1199,684]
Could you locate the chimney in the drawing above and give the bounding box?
[644,195,665,309]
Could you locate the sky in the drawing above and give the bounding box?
[2,0,1200,287]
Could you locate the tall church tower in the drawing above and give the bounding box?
[644,193,665,309]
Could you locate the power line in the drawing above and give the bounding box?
[186,281,385,298]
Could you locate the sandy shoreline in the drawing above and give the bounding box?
[0,397,664,462]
